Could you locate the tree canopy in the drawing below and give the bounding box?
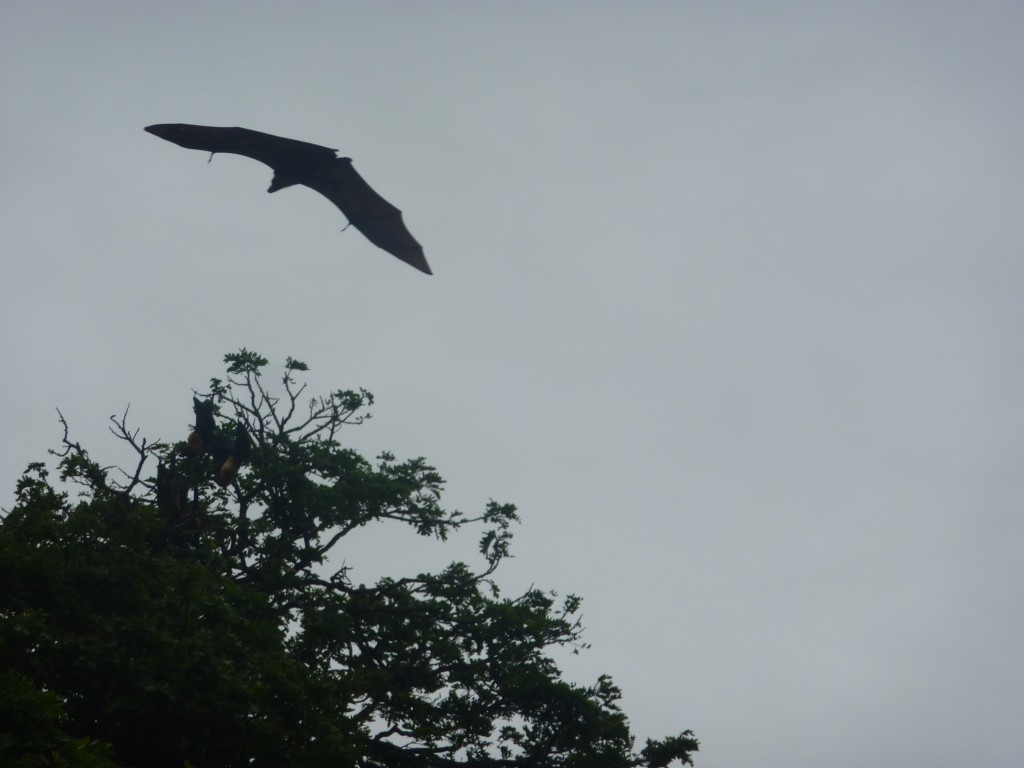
[0,350,698,768]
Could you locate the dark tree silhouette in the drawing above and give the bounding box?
[0,350,698,768]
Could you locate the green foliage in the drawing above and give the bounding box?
[0,353,697,768]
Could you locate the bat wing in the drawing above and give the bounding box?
[145,124,335,167]
[302,159,432,275]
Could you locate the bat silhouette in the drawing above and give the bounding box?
[188,396,216,454]
[214,422,253,488]
[145,123,431,274]
[187,398,253,487]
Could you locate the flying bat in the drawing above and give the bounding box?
[145,123,431,274]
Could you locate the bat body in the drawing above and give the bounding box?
[145,123,431,274]
[188,396,216,454]
[188,398,253,487]
[214,422,253,488]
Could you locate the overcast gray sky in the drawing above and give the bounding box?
[3,2,1022,766]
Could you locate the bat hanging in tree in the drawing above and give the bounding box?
[187,398,254,487]
[145,123,432,275]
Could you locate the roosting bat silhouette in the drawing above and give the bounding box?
[144,124,431,275]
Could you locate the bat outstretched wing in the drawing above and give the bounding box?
[302,159,431,275]
[146,124,336,170]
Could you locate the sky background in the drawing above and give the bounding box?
[2,2,1022,766]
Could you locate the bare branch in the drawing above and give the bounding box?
[52,408,81,458]
[106,405,157,495]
